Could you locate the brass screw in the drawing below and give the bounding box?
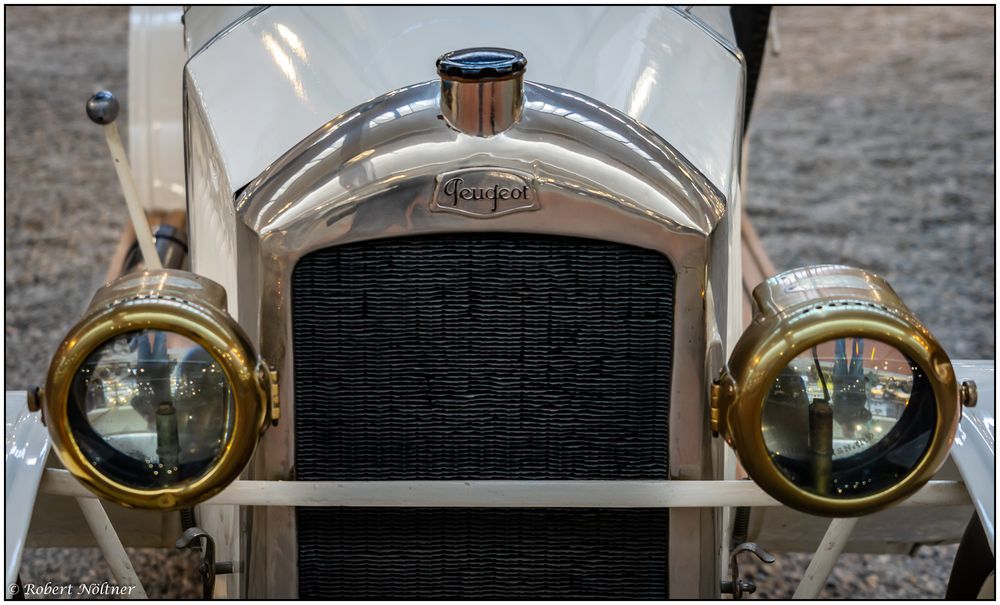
[268,369,280,424]
[26,386,45,425]
[25,386,41,412]
[960,380,978,408]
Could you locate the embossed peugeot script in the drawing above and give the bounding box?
[432,168,538,217]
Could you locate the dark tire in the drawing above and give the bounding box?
[946,513,994,598]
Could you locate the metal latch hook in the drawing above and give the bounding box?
[721,542,775,599]
[175,527,234,598]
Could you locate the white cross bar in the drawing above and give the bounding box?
[40,469,970,508]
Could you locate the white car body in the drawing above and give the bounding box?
[5,6,994,599]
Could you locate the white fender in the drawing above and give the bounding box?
[950,360,996,553]
[4,392,50,591]
[127,6,186,211]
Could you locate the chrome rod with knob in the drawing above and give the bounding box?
[86,90,161,270]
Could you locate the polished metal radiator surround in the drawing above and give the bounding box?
[291,233,674,597]
[229,73,730,595]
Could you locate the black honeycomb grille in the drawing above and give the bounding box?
[291,233,675,597]
[291,233,675,480]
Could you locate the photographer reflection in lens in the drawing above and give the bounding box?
[132,331,181,483]
[832,338,872,437]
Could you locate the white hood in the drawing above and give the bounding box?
[184,6,743,198]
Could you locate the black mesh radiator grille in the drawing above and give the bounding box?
[297,508,668,599]
[291,233,676,598]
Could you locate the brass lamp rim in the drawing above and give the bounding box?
[720,268,960,517]
[43,272,271,510]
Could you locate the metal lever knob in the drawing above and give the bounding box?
[86,90,119,125]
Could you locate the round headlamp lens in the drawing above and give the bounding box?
[761,337,936,499]
[67,329,235,489]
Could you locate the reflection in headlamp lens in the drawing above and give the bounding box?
[68,330,234,489]
[761,338,935,499]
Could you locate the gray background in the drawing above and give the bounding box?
[741,7,994,598]
[5,5,994,599]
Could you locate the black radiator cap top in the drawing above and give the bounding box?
[436,47,527,80]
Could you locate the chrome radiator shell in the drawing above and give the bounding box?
[193,74,737,596]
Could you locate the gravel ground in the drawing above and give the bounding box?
[741,6,994,599]
[746,6,994,362]
[5,6,201,600]
[5,6,994,599]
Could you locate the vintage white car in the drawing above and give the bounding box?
[5,6,995,599]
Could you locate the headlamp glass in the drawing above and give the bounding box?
[67,329,236,489]
[761,337,935,499]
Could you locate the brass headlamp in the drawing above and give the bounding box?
[42,270,275,510]
[715,265,959,517]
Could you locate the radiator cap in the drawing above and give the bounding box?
[437,47,526,137]
[436,47,527,80]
